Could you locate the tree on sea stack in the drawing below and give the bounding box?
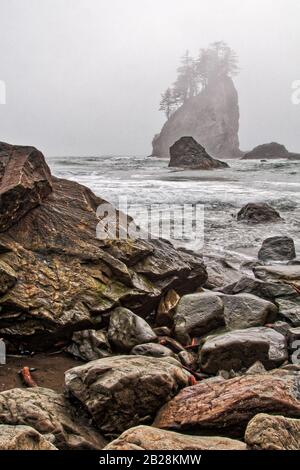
[159,42,239,117]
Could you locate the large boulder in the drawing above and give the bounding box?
[0,425,57,450]
[65,355,191,436]
[154,371,300,436]
[0,387,106,450]
[237,203,282,224]
[222,293,278,329]
[199,327,287,373]
[245,414,300,450]
[174,292,224,344]
[104,425,246,450]
[242,142,290,160]
[169,137,229,170]
[151,76,241,159]
[108,307,157,352]
[0,143,207,348]
[0,142,52,232]
[258,236,296,262]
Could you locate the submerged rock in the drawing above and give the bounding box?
[154,371,300,436]
[169,137,229,170]
[245,413,300,450]
[104,425,246,450]
[0,425,57,450]
[0,387,106,450]
[65,355,190,436]
[237,203,282,224]
[199,327,287,373]
[258,236,296,262]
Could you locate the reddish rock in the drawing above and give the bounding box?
[154,371,300,436]
[0,142,52,231]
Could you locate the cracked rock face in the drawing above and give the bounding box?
[0,143,52,232]
[0,387,106,450]
[104,425,247,450]
[154,371,300,436]
[199,327,287,373]
[0,425,57,450]
[245,413,300,450]
[0,142,207,348]
[65,355,191,436]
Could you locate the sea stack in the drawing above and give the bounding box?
[169,137,229,170]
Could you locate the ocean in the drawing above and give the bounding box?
[48,155,300,261]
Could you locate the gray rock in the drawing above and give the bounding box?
[220,275,296,301]
[0,425,57,450]
[66,329,111,361]
[108,307,157,352]
[222,293,277,329]
[174,292,224,344]
[200,327,288,374]
[254,265,300,284]
[245,413,300,450]
[0,387,106,450]
[245,361,267,375]
[276,297,300,326]
[131,343,174,358]
[242,142,290,160]
[65,355,190,436]
[258,236,296,262]
[237,203,282,224]
[169,137,229,170]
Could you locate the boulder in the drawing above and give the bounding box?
[277,298,300,326]
[174,292,224,344]
[237,203,282,224]
[199,327,287,374]
[221,293,278,329]
[0,143,52,232]
[254,265,300,286]
[0,425,57,450]
[245,413,300,450]
[242,143,290,160]
[65,355,191,436]
[258,236,296,262]
[151,75,241,159]
[220,275,298,302]
[66,329,111,361]
[104,425,246,450]
[108,307,157,352]
[169,137,229,170]
[154,370,300,436]
[0,387,106,450]
[131,343,174,358]
[0,143,207,348]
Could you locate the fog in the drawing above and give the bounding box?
[0,0,299,156]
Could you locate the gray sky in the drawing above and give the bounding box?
[0,0,299,156]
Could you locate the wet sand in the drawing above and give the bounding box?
[0,353,83,393]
